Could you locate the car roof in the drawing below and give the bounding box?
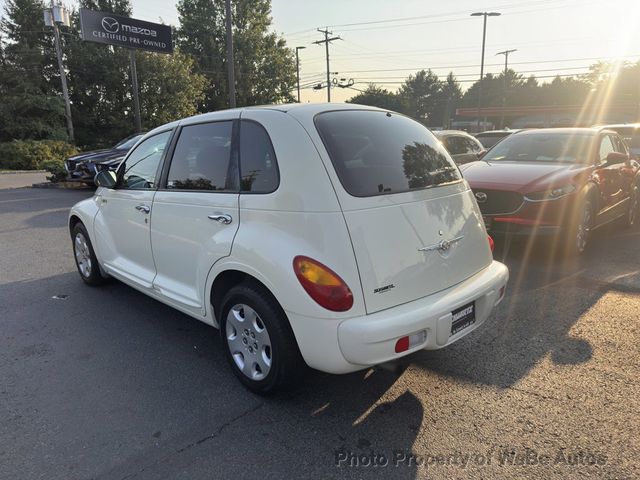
[593,123,640,129]
[511,127,603,137]
[433,130,474,137]
[476,129,520,136]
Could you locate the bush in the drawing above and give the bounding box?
[42,159,68,183]
[0,140,78,171]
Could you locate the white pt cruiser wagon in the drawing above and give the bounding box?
[69,104,509,393]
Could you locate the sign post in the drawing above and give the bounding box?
[79,9,173,132]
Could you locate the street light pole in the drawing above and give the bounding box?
[224,0,236,108]
[295,46,306,103]
[496,48,517,129]
[471,11,501,132]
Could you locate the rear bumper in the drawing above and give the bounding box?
[287,260,508,374]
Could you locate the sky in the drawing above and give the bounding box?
[5,0,640,103]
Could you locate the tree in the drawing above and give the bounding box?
[135,50,207,128]
[176,0,295,112]
[398,69,443,125]
[0,0,67,141]
[346,84,407,113]
[431,72,462,127]
[64,0,133,146]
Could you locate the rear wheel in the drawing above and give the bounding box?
[219,282,305,394]
[72,223,107,286]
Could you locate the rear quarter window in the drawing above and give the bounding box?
[314,110,461,197]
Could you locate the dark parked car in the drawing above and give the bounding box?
[461,128,640,255]
[594,124,640,159]
[433,130,485,165]
[475,129,522,149]
[65,134,144,184]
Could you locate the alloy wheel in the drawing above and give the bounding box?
[575,204,591,254]
[225,304,272,380]
[74,232,92,278]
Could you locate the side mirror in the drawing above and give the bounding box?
[604,151,628,166]
[94,170,117,188]
[478,150,487,160]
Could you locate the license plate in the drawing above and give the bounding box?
[451,301,476,335]
[483,216,492,230]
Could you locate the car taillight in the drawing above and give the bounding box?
[488,234,495,252]
[293,256,353,312]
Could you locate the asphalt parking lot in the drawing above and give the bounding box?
[1,187,639,480]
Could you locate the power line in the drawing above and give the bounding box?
[313,28,341,102]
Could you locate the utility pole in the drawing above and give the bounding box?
[313,28,340,102]
[48,1,74,142]
[496,48,516,129]
[471,11,501,132]
[295,46,306,103]
[225,0,236,108]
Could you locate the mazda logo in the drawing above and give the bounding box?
[101,17,119,34]
[475,192,487,203]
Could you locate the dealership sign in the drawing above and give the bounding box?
[79,9,173,54]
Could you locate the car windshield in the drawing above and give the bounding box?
[483,132,594,163]
[476,135,507,149]
[114,134,144,150]
[315,110,461,197]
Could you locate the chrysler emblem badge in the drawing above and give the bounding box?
[475,192,488,203]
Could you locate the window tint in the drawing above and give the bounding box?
[167,122,234,191]
[315,111,461,197]
[599,135,615,162]
[121,131,171,190]
[612,135,627,154]
[239,120,279,193]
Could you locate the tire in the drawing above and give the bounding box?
[566,197,594,256]
[71,222,107,286]
[623,183,639,228]
[219,282,306,394]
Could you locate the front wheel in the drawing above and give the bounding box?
[623,184,639,228]
[566,199,594,256]
[72,223,107,286]
[219,283,306,394]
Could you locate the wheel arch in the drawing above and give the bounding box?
[208,266,283,329]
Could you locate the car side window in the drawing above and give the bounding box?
[121,131,172,190]
[166,121,235,191]
[445,136,465,155]
[612,134,627,154]
[239,120,279,193]
[463,136,482,153]
[598,135,615,163]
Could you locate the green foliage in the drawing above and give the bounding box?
[346,84,408,113]
[0,0,67,141]
[176,0,295,110]
[136,50,207,129]
[0,139,78,170]
[42,159,67,182]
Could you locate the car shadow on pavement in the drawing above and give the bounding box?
[411,221,640,388]
[2,272,423,480]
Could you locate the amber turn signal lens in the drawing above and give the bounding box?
[293,256,354,312]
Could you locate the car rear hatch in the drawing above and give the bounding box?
[313,109,493,314]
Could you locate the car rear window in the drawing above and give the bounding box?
[314,110,461,197]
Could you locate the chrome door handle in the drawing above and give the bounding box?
[208,213,233,225]
[135,204,151,214]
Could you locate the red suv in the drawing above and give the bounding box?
[461,128,640,254]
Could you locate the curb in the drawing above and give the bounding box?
[0,170,47,175]
[32,182,93,190]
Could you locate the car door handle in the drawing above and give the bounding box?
[135,204,151,214]
[208,213,233,225]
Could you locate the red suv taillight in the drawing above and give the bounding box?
[488,234,495,252]
[293,256,354,312]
